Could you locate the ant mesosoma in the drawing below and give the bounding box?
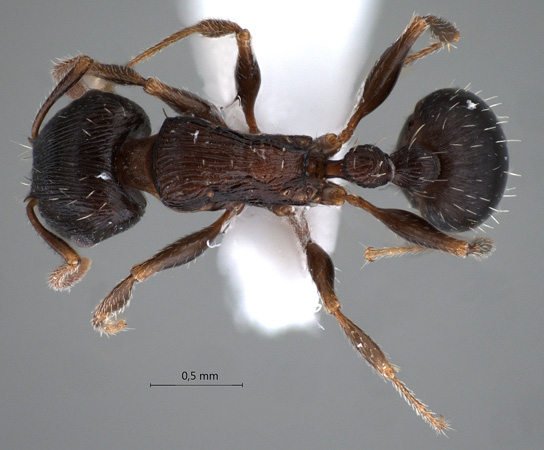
[26,16,508,432]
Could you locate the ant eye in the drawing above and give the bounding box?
[395,88,509,231]
[402,116,415,135]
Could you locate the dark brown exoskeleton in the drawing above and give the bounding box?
[26,16,509,432]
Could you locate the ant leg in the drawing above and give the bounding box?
[51,56,115,99]
[364,245,430,262]
[364,240,495,262]
[403,17,460,65]
[233,27,261,134]
[139,77,227,127]
[48,56,227,126]
[32,55,93,138]
[92,204,244,335]
[281,207,447,432]
[26,198,91,290]
[337,15,459,145]
[128,19,261,133]
[344,192,494,258]
[43,20,261,132]
[318,183,493,258]
[314,15,459,155]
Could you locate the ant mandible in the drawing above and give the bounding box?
[26,15,509,432]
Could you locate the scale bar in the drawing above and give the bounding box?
[150,383,243,387]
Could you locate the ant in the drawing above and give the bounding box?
[26,15,508,432]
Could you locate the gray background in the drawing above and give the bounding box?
[1,0,542,449]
